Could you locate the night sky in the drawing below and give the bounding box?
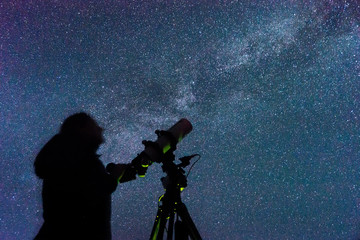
[1,0,360,239]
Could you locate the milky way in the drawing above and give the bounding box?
[1,1,360,239]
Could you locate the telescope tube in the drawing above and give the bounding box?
[143,118,193,163]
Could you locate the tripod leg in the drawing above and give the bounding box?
[176,203,202,240]
[167,211,175,240]
[175,219,188,240]
[150,206,168,240]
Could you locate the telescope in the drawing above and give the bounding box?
[107,118,202,239]
[143,118,193,162]
[106,118,193,181]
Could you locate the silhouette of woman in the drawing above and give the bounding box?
[34,112,126,240]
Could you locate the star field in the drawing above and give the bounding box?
[1,0,360,239]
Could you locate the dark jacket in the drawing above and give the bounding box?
[34,134,118,240]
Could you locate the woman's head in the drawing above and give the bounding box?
[60,112,104,149]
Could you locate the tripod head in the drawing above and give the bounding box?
[160,154,200,192]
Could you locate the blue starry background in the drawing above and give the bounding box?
[1,0,360,239]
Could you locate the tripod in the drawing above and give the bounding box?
[149,154,202,240]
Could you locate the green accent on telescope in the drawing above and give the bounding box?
[117,169,126,183]
[162,133,183,154]
[163,144,171,154]
[178,133,183,142]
